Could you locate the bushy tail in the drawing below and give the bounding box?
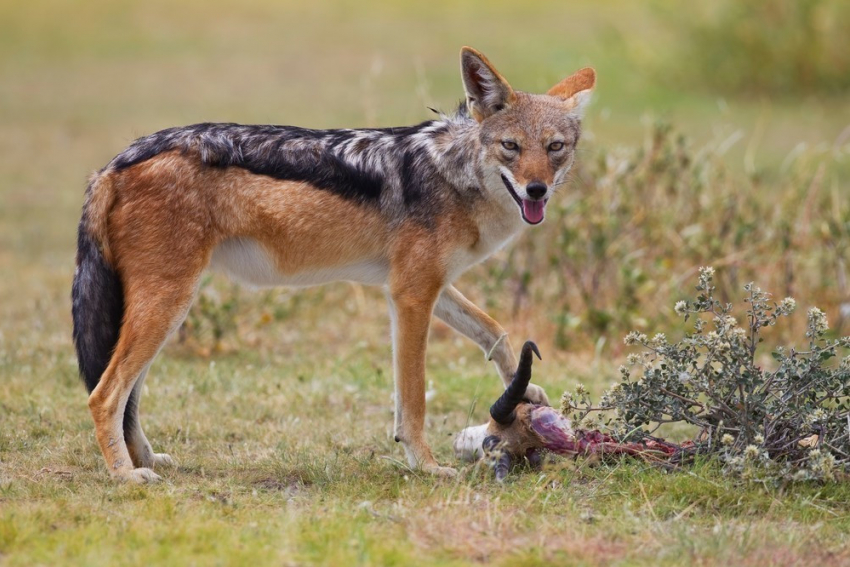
[71,171,124,393]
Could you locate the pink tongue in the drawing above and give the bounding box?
[522,199,546,223]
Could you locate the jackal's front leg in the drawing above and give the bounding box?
[434,286,550,406]
[386,281,456,477]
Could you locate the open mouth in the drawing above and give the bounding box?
[501,174,548,225]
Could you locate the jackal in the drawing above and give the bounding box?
[72,47,595,482]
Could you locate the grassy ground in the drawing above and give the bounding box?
[1,1,849,565]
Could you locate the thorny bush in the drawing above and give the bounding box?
[561,268,850,482]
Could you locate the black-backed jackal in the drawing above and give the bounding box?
[72,47,595,482]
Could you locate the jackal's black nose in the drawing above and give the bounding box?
[526,182,547,200]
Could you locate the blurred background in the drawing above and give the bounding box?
[2,5,849,563]
[1,0,849,369]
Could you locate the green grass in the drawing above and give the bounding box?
[1,1,849,565]
[3,291,850,566]
[3,329,850,566]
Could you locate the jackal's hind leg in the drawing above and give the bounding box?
[89,276,196,483]
[124,364,177,470]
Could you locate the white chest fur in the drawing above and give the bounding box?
[446,200,525,282]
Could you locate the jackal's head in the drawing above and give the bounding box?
[461,47,596,225]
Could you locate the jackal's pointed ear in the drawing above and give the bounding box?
[548,67,596,116]
[460,47,517,122]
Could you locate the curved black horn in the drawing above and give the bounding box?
[489,340,541,425]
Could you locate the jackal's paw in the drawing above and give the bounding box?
[421,463,458,478]
[118,467,162,484]
[151,453,177,469]
[524,382,550,406]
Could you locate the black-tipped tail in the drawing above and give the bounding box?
[71,222,124,393]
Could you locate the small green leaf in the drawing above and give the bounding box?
[819,350,835,361]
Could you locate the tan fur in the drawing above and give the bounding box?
[84,171,118,265]
[487,404,542,455]
[107,151,390,282]
[82,49,596,481]
[547,67,597,101]
[87,152,481,477]
[460,46,518,122]
[515,143,555,186]
[433,286,518,386]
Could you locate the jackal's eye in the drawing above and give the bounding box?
[501,141,519,151]
[547,141,565,152]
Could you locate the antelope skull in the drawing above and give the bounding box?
[453,341,569,481]
[454,341,666,481]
